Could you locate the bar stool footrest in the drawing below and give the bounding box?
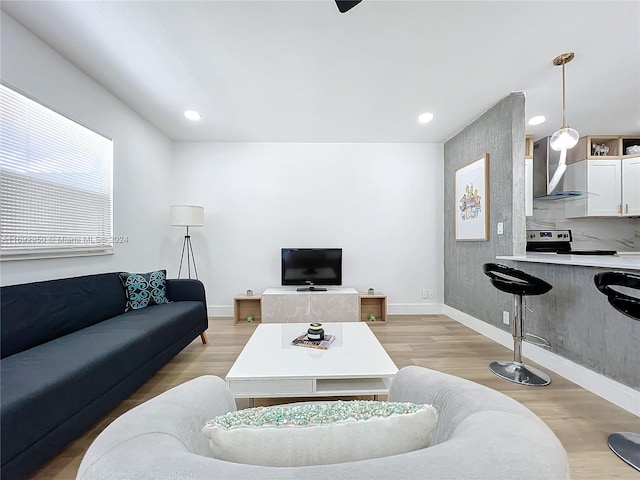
[489,361,551,386]
[524,333,551,348]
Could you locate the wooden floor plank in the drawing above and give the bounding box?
[29,315,639,479]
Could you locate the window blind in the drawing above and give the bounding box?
[0,84,114,259]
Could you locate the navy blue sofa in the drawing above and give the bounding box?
[0,272,209,479]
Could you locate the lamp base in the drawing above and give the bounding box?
[608,432,640,471]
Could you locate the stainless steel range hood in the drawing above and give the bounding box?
[532,137,582,199]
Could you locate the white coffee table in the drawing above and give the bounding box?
[226,322,398,405]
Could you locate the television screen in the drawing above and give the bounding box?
[281,248,342,288]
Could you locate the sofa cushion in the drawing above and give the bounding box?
[0,324,153,468]
[119,270,169,312]
[202,400,438,467]
[0,301,204,469]
[0,273,127,359]
[87,302,206,358]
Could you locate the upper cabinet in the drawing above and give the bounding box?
[622,156,640,216]
[564,136,640,218]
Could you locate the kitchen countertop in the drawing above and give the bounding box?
[496,252,640,271]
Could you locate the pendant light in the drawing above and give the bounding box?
[550,52,579,151]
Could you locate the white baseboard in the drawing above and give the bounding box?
[208,305,232,318]
[388,303,444,315]
[209,303,444,318]
[442,305,640,417]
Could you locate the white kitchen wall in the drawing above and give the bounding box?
[0,13,172,286]
[527,200,639,252]
[170,142,444,314]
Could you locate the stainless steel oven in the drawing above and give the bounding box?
[526,230,617,255]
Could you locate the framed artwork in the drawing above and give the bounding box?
[455,154,489,241]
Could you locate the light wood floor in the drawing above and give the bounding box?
[31,315,639,480]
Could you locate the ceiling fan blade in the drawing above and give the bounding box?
[335,0,362,13]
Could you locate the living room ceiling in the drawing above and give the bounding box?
[2,1,639,143]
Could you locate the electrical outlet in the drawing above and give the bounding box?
[427,289,434,299]
[502,311,510,325]
[497,222,504,235]
[422,289,428,299]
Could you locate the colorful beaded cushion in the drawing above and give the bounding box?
[202,400,438,467]
[118,270,170,312]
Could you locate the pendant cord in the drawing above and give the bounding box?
[561,60,567,128]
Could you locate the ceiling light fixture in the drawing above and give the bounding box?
[184,110,202,121]
[528,115,546,126]
[418,112,434,124]
[549,52,579,151]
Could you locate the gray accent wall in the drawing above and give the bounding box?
[444,93,526,329]
[444,92,639,389]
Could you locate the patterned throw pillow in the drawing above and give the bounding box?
[202,400,438,467]
[118,270,170,312]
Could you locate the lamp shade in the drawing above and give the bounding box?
[550,127,579,151]
[170,205,204,227]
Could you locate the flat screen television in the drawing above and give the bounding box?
[281,248,342,291]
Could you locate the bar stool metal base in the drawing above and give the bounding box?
[608,432,640,472]
[489,361,551,386]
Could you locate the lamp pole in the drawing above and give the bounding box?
[178,225,199,279]
[170,205,204,280]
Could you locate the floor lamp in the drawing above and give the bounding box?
[170,205,204,279]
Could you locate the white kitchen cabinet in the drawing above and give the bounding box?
[564,157,639,217]
[622,156,640,216]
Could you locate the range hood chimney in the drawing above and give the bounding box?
[532,137,581,199]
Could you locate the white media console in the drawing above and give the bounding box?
[261,287,360,323]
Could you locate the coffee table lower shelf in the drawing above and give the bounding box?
[227,376,393,400]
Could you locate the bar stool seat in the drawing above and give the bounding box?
[483,263,552,386]
[594,271,640,472]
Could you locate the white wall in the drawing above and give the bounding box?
[171,142,444,314]
[0,13,445,308]
[0,13,173,286]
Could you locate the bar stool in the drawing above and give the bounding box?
[594,271,640,472]
[483,263,552,386]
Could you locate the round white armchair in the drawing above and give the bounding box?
[77,366,570,480]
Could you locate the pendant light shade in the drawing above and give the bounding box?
[550,52,579,151]
[550,127,579,151]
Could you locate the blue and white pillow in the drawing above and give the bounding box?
[119,270,170,312]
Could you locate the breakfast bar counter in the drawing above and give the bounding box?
[496,252,640,271]
[493,252,640,391]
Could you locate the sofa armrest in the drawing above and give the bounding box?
[166,279,207,307]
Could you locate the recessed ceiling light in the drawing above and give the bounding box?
[184,110,202,121]
[418,112,434,124]
[528,115,546,126]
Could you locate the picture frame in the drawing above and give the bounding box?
[455,153,489,241]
